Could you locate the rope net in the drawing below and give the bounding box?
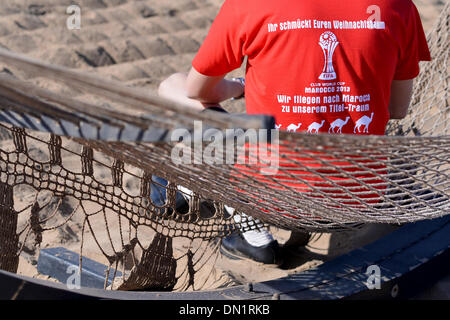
[0,2,448,291]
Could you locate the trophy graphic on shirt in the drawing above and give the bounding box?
[318,31,339,80]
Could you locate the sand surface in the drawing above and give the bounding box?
[0,0,445,292]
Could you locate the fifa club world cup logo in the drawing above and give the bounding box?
[318,31,339,80]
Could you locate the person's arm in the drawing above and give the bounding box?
[185,67,244,104]
[158,68,245,111]
[388,79,414,119]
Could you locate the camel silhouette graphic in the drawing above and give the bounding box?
[329,117,350,134]
[287,123,302,132]
[354,112,374,134]
[275,124,282,130]
[307,120,325,134]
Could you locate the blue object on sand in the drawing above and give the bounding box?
[37,247,122,289]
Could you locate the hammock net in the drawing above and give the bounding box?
[0,1,448,292]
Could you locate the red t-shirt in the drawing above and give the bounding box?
[192,0,431,217]
[192,0,431,135]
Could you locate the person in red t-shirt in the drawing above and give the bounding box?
[159,0,431,264]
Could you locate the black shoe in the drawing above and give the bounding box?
[281,231,311,257]
[150,175,190,215]
[220,232,282,265]
[283,231,311,249]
